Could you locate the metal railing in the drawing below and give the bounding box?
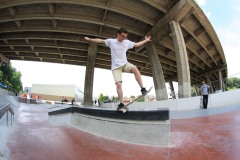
[0,103,14,127]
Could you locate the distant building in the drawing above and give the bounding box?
[31,84,84,102]
[23,87,31,93]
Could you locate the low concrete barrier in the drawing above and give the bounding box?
[18,97,27,103]
[102,89,240,111]
[48,107,170,146]
[18,97,37,104]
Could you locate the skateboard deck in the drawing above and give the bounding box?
[120,86,153,113]
[199,97,203,109]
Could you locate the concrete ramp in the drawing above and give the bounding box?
[0,93,18,108]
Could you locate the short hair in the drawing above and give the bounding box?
[117,28,128,34]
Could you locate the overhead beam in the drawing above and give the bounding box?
[181,24,218,65]
[146,0,192,41]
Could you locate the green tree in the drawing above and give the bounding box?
[136,96,145,102]
[98,93,106,103]
[226,77,240,90]
[112,96,118,103]
[0,63,22,92]
[130,95,135,99]
[0,70,3,81]
[191,87,198,97]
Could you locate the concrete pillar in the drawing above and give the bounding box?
[218,70,223,91]
[169,20,191,98]
[222,80,226,92]
[206,76,214,94]
[83,43,98,106]
[146,42,168,100]
[169,81,176,99]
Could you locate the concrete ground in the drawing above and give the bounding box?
[1,98,240,160]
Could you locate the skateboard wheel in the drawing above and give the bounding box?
[122,109,127,113]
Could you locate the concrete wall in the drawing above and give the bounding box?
[32,84,75,97]
[102,89,240,111]
[31,84,84,102]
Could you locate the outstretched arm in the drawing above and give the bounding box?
[84,37,105,44]
[134,36,151,47]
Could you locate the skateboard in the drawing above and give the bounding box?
[119,86,153,113]
[199,97,203,109]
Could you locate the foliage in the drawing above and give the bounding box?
[112,96,118,103]
[136,96,145,102]
[98,93,106,102]
[130,95,135,99]
[191,87,199,97]
[226,77,240,89]
[0,63,22,92]
[0,70,3,81]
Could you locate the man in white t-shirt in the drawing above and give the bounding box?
[200,80,210,109]
[84,28,151,111]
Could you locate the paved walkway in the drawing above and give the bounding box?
[1,100,240,160]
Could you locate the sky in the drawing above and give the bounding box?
[11,0,240,98]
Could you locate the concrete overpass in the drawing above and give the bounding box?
[0,0,227,105]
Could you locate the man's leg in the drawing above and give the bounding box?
[112,67,125,110]
[116,81,123,103]
[130,65,148,95]
[205,95,209,108]
[130,66,143,88]
[203,95,208,109]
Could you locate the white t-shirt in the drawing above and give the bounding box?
[201,84,209,95]
[104,39,135,70]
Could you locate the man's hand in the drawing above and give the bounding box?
[84,37,90,41]
[134,36,152,47]
[145,36,151,42]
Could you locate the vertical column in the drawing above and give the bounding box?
[83,43,98,106]
[146,42,168,100]
[218,70,223,91]
[206,76,214,93]
[169,20,191,98]
[169,81,176,99]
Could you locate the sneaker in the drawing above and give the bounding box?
[141,87,147,95]
[117,103,125,111]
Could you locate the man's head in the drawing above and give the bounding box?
[202,80,205,84]
[117,28,128,41]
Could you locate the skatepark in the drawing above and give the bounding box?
[1,88,240,160]
[0,0,239,159]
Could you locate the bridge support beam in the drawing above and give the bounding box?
[170,20,191,98]
[83,43,98,106]
[146,42,168,100]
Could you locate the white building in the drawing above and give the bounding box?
[31,84,84,102]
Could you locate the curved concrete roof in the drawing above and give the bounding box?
[0,0,227,85]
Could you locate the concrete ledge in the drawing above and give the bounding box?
[48,107,170,146]
[49,113,169,146]
[48,106,169,121]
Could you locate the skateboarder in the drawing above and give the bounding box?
[84,27,151,111]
